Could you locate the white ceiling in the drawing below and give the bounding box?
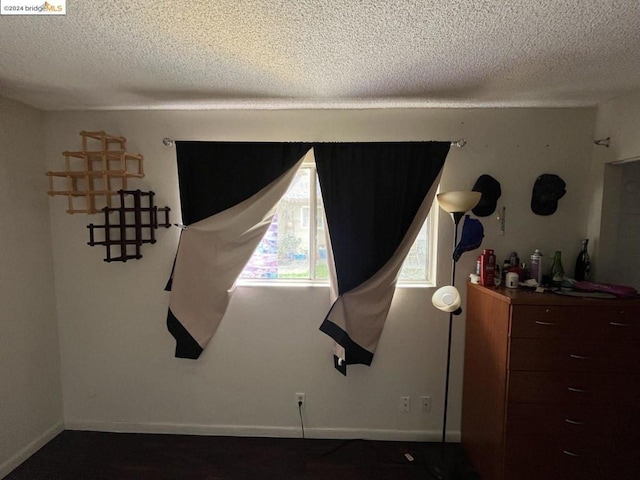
[0,0,639,111]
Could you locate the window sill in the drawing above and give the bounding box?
[235,280,330,288]
[235,280,435,289]
[396,282,437,289]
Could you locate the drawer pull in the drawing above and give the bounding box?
[535,320,556,326]
[563,450,581,457]
[569,354,591,360]
[568,387,586,393]
[565,418,586,425]
[609,322,630,327]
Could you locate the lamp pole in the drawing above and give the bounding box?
[430,192,481,480]
[441,211,463,453]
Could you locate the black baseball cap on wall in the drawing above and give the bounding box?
[471,174,501,217]
[531,174,566,215]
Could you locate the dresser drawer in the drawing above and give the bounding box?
[510,306,640,339]
[504,463,618,480]
[508,338,640,372]
[505,433,605,467]
[504,434,640,480]
[507,371,640,406]
[504,464,639,480]
[506,403,639,436]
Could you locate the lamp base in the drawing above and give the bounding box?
[426,450,454,480]
[428,464,449,480]
[422,443,478,480]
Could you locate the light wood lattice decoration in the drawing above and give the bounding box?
[46,130,144,214]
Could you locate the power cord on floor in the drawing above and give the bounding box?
[298,401,305,439]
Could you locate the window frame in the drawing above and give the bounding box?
[237,159,439,287]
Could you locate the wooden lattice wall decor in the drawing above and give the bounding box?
[47,130,144,214]
[87,190,171,262]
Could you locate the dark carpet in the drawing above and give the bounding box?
[6,431,480,480]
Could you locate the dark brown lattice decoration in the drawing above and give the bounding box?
[87,190,171,262]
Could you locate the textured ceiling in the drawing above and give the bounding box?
[0,0,639,110]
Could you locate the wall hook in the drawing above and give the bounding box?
[594,137,610,148]
[496,206,505,235]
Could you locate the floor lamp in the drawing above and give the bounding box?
[429,191,481,480]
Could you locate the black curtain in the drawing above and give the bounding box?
[167,142,312,359]
[165,141,449,367]
[314,142,450,374]
[176,142,312,224]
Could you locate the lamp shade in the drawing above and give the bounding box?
[437,191,481,214]
[432,286,461,313]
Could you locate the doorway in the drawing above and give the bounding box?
[600,158,640,290]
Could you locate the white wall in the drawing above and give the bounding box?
[0,96,63,477]
[45,107,595,442]
[588,91,640,287]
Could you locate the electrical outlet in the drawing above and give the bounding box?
[296,392,305,408]
[399,396,410,413]
[420,396,431,413]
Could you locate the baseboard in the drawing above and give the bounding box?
[0,422,64,479]
[64,420,460,443]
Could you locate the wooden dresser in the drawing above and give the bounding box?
[462,283,640,480]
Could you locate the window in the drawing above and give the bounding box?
[239,161,437,284]
[300,206,324,229]
[239,163,328,281]
[398,214,434,283]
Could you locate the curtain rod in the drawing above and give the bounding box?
[162,138,467,148]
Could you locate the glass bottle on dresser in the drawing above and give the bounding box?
[550,251,564,284]
[574,239,591,281]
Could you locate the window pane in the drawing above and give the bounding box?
[315,177,329,279]
[277,180,310,278]
[399,216,429,281]
[239,216,279,279]
[239,168,311,280]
